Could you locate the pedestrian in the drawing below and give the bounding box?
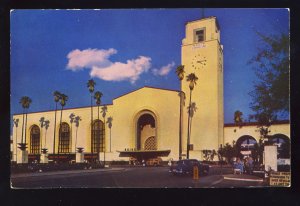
[248,156,254,174]
[142,159,145,167]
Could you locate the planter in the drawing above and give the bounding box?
[41,148,48,154]
[18,143,27,151]
[76,147,84,153]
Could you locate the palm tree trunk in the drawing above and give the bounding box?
[58,106,63,154]
[179,91,182,160]
[21,110,25,144]
[97,105,100,161]
[70,124,72,153]
[110,128,111,152]
[24,110,28,146]
[187,89,192,159]
[53,102,57,154]
[40,127,43,152]
[75,127,78,152]
[104,118,106,165]
[44,130,47,148]
[15,126,18,161]
[91,94,93,155]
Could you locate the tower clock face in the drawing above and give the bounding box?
[191,53,207,69]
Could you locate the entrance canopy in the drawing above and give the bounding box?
[117,150,170,160]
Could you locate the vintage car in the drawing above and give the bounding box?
[169,159,209,176]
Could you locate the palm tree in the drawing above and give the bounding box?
[69,113,75,152]
[39,117,45,151]
[175,65,185,160]
[43,120,50,149]
[19,96,32,150]
[94,91,103,160]
[58,93,68,154]
[234,110,243,127]
[188,102,197,143]
[87,79,96,155]
[13,118,19,161]
[74,115,82,152]
[107,117,113,152]
[186,73,198,159]
[53,91,61,154]
[101,106,108,164]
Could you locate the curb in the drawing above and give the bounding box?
[11,168,125,178]
[223,176,263,182]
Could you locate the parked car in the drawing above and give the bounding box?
[146,157,162,166]
[169,159,209,176]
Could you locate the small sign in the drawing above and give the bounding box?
[193,43,206,49]
[269,172,290,187]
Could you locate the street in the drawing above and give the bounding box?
[11,166,265,188]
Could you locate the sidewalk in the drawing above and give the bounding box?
[223,174,264,182]
[11,167,125,178]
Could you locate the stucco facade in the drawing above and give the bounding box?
[11,17,290,163]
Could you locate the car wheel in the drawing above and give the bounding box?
[203,169,208,176]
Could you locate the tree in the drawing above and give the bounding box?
[202,149,217,162]
[53,91,61,154]
[87,79,96,154]
[175,65,185,160]
[101,106,108,164]
[69,113,75,152]
[249,32,289,141]
[217,141,239,164]
[43,120,50,149]
[94,91,103,160]
[19,96,32,150]
[13,118,19,160]
[40,117,50,154]
[107,116,113,152]
[39,117,45,150]
[58,93,68,153]
[188,102,197,143]
[186,73,198,159]
[74,115,82,152]
[234,110,243,128]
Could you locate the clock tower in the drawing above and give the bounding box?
[181,16,224,159]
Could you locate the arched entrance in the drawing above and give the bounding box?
[136,112,157,151]
[269,134,290,158]
[236,135,257,157]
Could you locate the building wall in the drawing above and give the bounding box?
[224,123,290,145]
[12,87,181,162]
[112,87,180,161]
[181,17,224,159]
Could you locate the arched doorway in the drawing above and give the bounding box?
[30,125,40,154]
[136,112,156,151]
[58,122,71,153]
[236,135,257,157]
[269,134,290,158]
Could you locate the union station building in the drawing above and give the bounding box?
[11,17,290,163]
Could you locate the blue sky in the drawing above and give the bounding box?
[10,9,289,125]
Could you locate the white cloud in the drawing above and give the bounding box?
[152,62,175,76]
[66,48,117,71]
[90,56,151,84]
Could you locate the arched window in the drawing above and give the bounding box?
[236,135,257,157]
[59,122,70,153]
[144,136,156,150]
[93,120,105,153]
[30,125,40,154]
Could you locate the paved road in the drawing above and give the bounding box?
[11,166,265,188]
